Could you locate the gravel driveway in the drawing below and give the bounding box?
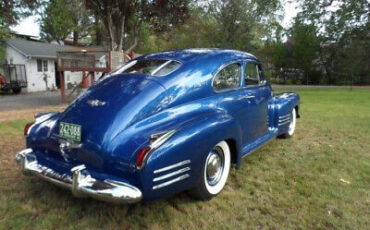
[0,91,68,111]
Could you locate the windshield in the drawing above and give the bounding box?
[111,59,181,77]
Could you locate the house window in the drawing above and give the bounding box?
[37,59,48,72]
[37,59,43,72]
[43,60,48,72]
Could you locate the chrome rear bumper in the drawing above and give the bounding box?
[15,149,142,204]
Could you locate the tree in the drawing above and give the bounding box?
[0,0,39,58]
[40,0,92,45]
[40,0,74,43]
[298,0,370,84]
[84,0,138,51]
[288,18,321,84]
[84,0,191,51]
[206,0,283,51]
[143,0,190,33]
[67,0,93,45]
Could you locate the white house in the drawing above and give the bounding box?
[4,38,107,93]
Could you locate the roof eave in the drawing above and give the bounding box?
[28,55,57,59]
[5,41,28,58]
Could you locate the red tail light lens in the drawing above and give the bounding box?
[136,146,151,168]
[136,130,176,170]
[24,122,34,136]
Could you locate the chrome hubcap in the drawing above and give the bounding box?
[206,148,224,186]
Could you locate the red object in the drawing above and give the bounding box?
[0,75,5,88]
[82,72,89,88]
[24,122,35,136]
[136,146,151,168]
[60,71,66,103]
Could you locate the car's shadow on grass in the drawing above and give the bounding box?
[21,176,196,224]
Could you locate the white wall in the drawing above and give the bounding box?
[6,46,56,92]
[26,58,56,92]
[64,71,83,89]
[6,45,104,92]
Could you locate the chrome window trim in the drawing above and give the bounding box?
[150,60,172,76]
[110,59,182,77]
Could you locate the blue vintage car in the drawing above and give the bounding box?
[15,49,300,203]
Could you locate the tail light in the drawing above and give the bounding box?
[136,130,176,170]
[24,122,34,136]
[136,146,151,167]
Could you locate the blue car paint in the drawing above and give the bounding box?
[26,49,300,201]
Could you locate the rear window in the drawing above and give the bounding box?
[113,59,181,77]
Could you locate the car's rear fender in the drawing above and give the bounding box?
[137,111,242,200]
[108,99,243,199]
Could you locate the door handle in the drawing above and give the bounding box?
[245,95,255,99]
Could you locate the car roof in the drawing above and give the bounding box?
[136,48,258,63]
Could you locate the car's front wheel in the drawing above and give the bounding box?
[279,108,296,138]
[189,140,231,200]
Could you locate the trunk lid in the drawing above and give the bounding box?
[46,74,167,170]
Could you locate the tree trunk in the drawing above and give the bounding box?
[94,14,103,46]
[115,16,125,51]
[104,11,115,51]
[73,30,79,45]
[126,19,140,53]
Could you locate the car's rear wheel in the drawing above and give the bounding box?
[280,108,296,138]
[189,140,231,200]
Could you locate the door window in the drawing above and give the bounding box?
[213,63,241,91]
[244,63,260,85]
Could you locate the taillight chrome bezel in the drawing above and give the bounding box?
[136,130,176,170]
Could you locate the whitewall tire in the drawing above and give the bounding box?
[280,108,296,138]
[189,140,231,200]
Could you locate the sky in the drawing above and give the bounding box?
[10,1,300,37]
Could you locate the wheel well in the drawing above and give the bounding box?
[295,105,300,118]
[225,138,237,165]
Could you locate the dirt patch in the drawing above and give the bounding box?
[0,106,66,122]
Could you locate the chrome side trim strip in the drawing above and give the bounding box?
[153,167,190,182]
[279,113,290,119]
[153,160,191,174]
[152,174,190,190]
[278,120,291,126]
[278,117,291,122]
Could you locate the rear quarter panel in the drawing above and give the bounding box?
[116,95,243,200]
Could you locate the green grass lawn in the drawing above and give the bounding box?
[0,89,369,230]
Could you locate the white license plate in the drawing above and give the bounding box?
[59,122,81,142]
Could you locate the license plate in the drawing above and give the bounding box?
[59,122,81,142]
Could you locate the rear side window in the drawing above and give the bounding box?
[213,63,241,91]
[119,59,181,77]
